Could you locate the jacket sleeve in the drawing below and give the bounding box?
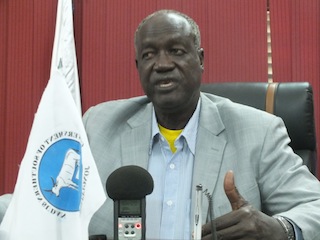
[258,117,320,240]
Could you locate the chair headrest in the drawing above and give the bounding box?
[200,82,316,151]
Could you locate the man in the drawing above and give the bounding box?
[2,9,320,239]
[84,9,320,239]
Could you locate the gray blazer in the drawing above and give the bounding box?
[84,92,320,239]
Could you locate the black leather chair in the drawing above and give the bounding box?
[200,82,317,175]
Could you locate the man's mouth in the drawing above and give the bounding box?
[159,80,174,88]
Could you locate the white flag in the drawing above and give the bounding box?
[0,0,106,239]
[50,0,81,112]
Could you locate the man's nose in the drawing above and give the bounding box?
[153,51,174,72]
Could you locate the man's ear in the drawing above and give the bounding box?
[198,48,204,70]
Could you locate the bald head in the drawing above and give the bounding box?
[134,10,201,52]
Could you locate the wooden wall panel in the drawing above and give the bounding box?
[206,0,268,82]
[0,0,319,194]
[3,0,35,194]
[0,0,56,194]
[0,0,8,194]
[80,0,268,112]
[269,0,320,175]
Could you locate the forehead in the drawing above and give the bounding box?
[136,13,193,46]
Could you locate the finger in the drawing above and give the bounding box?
[224,170,248,210]
[201,220,216,237]
[215,223,244,240]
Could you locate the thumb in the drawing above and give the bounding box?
[224,170,248,210]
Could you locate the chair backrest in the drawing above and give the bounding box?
[200,82,317,175]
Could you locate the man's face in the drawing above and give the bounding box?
[135,13,204,114]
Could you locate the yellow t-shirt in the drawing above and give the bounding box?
[158,124,183,153]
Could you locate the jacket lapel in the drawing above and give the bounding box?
[191,93,227,223]
[120,103,153,170]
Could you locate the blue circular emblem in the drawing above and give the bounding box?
[39,139,82,212]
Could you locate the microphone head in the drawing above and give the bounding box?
[106,165,154,200]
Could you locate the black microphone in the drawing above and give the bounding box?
[106,165,154,240]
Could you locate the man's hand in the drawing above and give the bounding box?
[201,171,287,240]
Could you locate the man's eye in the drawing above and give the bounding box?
[142,52,154,59]
[170,49,184,55]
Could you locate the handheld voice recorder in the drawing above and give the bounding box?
[114,199,145,240]
[106,165,154,240]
